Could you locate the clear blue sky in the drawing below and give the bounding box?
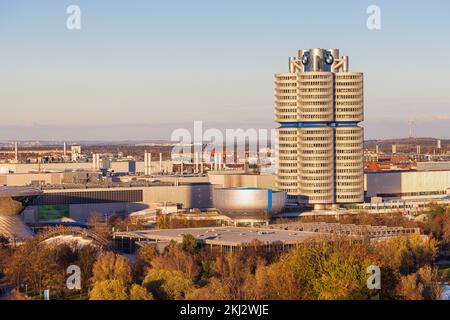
[0,0,449,140]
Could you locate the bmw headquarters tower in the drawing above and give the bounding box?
[275,49,364,210]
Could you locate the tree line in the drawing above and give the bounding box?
[0,204,448,300]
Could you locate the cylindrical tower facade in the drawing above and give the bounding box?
[275,73,299,122]
[335,73,364,122]
[275,48,364,208]
[298,73,334,122]
[298,127,335,204]
[335,126,364,203]
[276,128,300,199]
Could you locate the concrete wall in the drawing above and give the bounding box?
[208,174,276,189]
[142,184,213,209]
[0,160,173,175]
[0,173,62,186]
[38,185,213,209]
[23,184,213,223]
[416,162,450,171]
[0,163,92,173]
[157,176,209,184]
[365,170,450,199]
[24,202,148,223]
[110,161,135,173]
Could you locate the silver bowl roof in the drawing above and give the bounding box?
[212,188,287,220]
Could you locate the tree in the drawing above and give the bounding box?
[199,259,215,283]
[91,251,131,285]
[129,284,154,300]
[150,243,200,281]
[375,235,438,275]
[187,277,230,300]
[53,243,79,268]
[396,266,443,300]
[239,239,380,300]
[246,260,302,300]
[189,252,301,300]
[89,280,128,300]
[0,245,11,279]
[182,234,198,254]
[443,215,450,248]
[107,214,145,232]
[310,252,374,300]
[76,245,100,293]
[5,289,31,300]
[134,245,158,282]
[5,239,66,298]
[155,215,218,229]
[155,215,170,229]
[204,252,254,300]
[143,269,193,300]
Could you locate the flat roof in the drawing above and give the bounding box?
[38,182,211,191]
[365,169,450,174]
[214,187,281,191]
[114,226,323,246]
[0,186,43,198]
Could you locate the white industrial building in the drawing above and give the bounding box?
[365,170,450,200]
[0,160,173,176]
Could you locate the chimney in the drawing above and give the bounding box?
[93,154,101,170]
[144,152,152,175]
[218,152,223,170]
[14,141,18,162]
[214,153,218,171]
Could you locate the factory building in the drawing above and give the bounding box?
[275,48,364,209]
[365,170,450,201]
[0,160,173,175]
[0,172,64,186]
[0,170,103,186]
[416,161,450,172]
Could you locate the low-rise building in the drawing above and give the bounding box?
[113,226,323,253]
[22,182,213,223]
[365,170,450,200]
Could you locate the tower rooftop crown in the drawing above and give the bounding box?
[289,48,349,73]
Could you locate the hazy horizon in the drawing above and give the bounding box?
[0,121,449,142]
